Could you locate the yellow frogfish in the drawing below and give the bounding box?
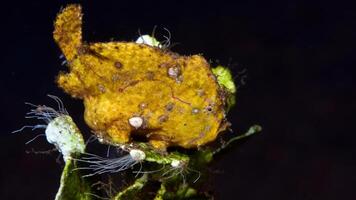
[54,4,229,150]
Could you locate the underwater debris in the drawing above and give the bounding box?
[54,4,228,150]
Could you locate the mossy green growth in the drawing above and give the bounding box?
[153,184,167,200]
[136,142,190,165]
[55,158,92,200]
[114,174,148,200]
[212,65,237,111]
[212,66,236,94]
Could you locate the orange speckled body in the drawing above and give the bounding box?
[54,5,227,150]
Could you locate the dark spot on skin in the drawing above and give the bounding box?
[139,103,147,110]
[157,51,164,57]
[77,45,88,55]
[146,71,155,80]
[97,47,103,52]
[165,102,174,111]
[114,61,122,69]
[182,62,187,67]
[205,105,213,112]
[197,89,206,97]
[183,123,187,126]
[158,115,169,123]
[114,46,119,50]
[98,84,106,93]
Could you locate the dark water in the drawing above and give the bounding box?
[0,1,354,199]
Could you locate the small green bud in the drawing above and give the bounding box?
[136,35,162,48]
[212,65,236,94]
[212,65,237,111]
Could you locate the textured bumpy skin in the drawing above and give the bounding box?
[54,4,227,149]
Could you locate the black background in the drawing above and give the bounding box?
[1,0,354,199]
